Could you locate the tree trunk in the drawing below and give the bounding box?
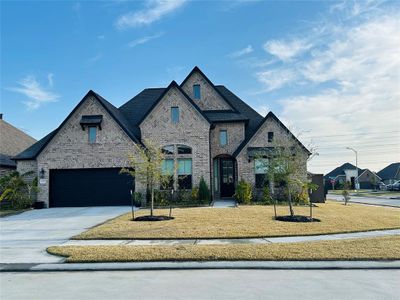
[150,187,154,216]
[288,188,294,217]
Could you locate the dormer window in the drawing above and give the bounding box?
[80,115,102,144]
[193,84,201,100]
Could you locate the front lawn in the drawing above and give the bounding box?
[73,201,400,240]
[47,236,400,262]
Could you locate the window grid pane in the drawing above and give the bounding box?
[89,127,96,143]
[178,159,192,175]
[171,107,179,124]
[255,158,268,174]
[162,159,174,175]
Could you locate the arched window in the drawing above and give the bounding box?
[177,144,192,154]
[162,145,175,155]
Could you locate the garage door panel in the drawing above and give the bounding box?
[49,168,134,207]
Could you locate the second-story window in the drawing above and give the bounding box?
[171,107,179,124]
[268,131,274,142]
[88,126,97,144]
[220,130,228,146]
[193,84,201,100]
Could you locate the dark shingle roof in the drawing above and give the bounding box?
[324,163,364,179]
[203,110,249,123]
[0,154,16,167]
[377,163,400,180]
[13,130,57,160]
[119,88,166,140]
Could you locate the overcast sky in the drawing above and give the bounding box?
[1,0,399,174]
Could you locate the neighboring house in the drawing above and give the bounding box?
[0,114,36,176]
[377,163,400,185]
[14,67,310,208]
[324,162,381,190]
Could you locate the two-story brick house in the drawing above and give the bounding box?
[14,67,310,207]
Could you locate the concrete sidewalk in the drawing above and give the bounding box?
[60,228,400,246]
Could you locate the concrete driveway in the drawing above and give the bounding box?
[0,206,131,264]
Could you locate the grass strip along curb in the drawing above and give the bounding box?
[47,236,400,263]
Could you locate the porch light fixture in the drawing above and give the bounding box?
[39,168,45,179]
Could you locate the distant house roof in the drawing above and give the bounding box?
[377,163,400,180]
[0,118,36,158]
[324,163,364,179]
[14,67,309,161]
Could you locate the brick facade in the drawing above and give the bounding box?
[140,86,211,188]
[181,72,232,111]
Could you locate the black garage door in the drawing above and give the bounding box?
[49,168,134,207]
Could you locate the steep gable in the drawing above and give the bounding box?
[233,112,310,157]
[180,67,235,111]
[14,90,139,160]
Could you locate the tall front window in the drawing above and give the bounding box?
[178,158,192,189]
[171,107,179,124]
[220,130,228,146]
[193,84,201,100]
[255,158,268,188]
[161,159,174,189]
[88,126,97,144]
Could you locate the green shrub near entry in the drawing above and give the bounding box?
[198,176,211,204]
[234,179,252,204]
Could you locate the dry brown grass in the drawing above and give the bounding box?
[74,201,400,240]
[47,236,400,262]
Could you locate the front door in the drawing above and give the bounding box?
[220,158,235,197]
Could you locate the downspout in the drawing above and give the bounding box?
[209,125,213,201]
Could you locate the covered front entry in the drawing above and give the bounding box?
[49,168,134,207]
[213,155,236,198]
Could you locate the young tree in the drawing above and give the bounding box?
[121,140,170,217]
[257,133,316,217]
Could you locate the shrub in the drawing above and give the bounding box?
[191,187,199,202]
[132,192,142,207]
[198,176,210,204]
[262,185,274,205]
[176,189,192,204]
[292,189,309,205]
[153,190,171,206]
[234,179,252,204]
[0,171,37,209]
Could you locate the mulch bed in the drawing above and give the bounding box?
[275,215,321,222]
[133,215,174,222]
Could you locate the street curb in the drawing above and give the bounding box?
[1,260,400,272]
